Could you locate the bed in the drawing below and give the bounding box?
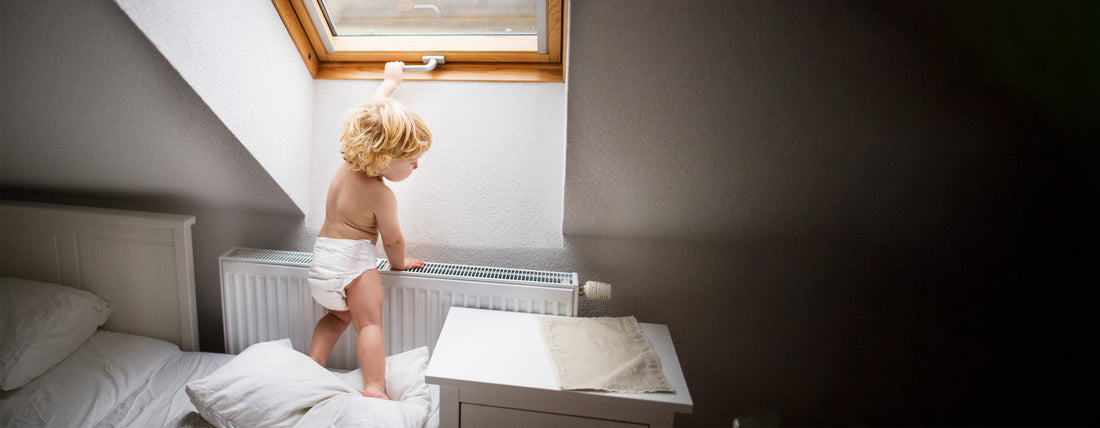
[0,201,439,427]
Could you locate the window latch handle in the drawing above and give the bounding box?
[412,4,443,18]
[404,55,445,72]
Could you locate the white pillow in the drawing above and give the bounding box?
[0,277,112,390]
[186,339,430,428]
[335,346,431,403]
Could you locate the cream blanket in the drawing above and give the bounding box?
[537,316,674,393]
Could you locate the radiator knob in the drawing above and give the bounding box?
[581,281,612,301]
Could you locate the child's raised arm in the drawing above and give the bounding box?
[370,61,405,100]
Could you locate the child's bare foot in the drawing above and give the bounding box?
[363,383,390,400]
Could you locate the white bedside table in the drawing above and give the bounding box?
[425,307,693,427]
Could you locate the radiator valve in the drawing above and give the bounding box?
[580,281,612,301]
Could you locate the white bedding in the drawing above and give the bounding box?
[186,339,435,428]
[0,330,227,427]
[97,350,234,427]
[1,330,441,428]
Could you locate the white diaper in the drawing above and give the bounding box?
[308,237,378,311]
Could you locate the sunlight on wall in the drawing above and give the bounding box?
[310,80,567,249]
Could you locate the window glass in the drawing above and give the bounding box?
[319,0,538,37]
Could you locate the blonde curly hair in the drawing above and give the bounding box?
[340,97,432,176]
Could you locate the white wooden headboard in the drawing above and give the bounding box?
[0,201,199,351]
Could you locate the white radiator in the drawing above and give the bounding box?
[219,247,579,370]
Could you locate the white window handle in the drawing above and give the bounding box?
[412,4,442,18]
[405,55,445,72]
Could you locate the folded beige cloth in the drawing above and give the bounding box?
[537,316,674,393]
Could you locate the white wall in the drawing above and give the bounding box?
[0,0,301,216]
[310,80,566,250]
[114,0,315,213]
[1,0,313,352]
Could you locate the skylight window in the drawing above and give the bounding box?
[323,1,539,36]
[275,0,564,81]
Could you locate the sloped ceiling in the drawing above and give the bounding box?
[1,0,299,215]
[112,0,315,214]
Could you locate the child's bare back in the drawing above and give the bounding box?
[318,164,389,244]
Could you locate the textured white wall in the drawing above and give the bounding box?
[1,0,314,351]
[0,0,300,215]
[113,0,315,213]
[310,80,567,249]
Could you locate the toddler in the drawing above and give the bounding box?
[307,61,430,400]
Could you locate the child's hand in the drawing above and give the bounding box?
[383,61,404,86]
[371,61,405,100]
[393,257,424,270]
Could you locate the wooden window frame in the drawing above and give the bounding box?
[273,0,565,82]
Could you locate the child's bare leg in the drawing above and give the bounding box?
[309,310,351,366]
[346,269,389,400]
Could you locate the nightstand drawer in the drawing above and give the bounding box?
[461,404,647,428]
